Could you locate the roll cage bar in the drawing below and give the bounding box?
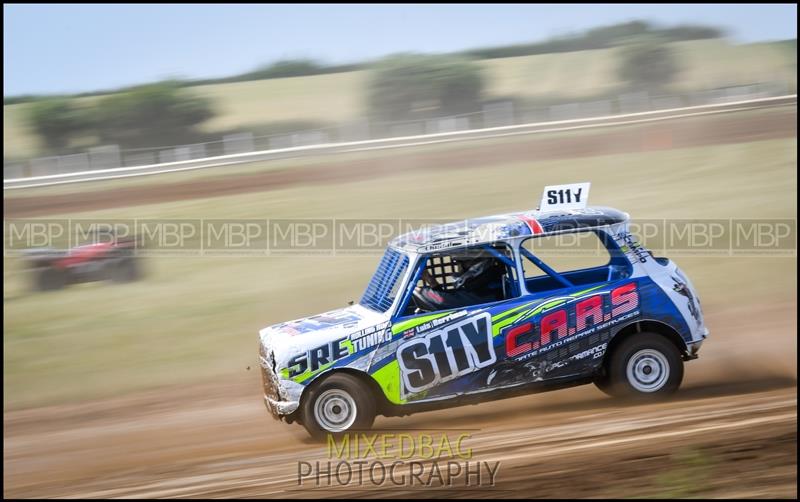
[391,241,578,320]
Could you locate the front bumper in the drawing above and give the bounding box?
[263,394,300,419]
[259,344,300,419]
[685,330,707,360]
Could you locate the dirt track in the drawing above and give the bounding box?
[4,109,796,218]
[3,107,797,498]
[4,376,796,498]
[4,303,797,498]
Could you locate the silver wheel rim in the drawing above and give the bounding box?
[314,389,357,432]
[626,349,670,392]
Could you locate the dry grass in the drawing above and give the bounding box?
[4,39,795,160]
[3,134,796,409]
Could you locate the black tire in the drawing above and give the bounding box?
[596,333,683,399]
[110,258,141,283]
[301,373,376,441]
[35,267,66,291]
[593,370,614,396]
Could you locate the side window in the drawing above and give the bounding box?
[521,230,628,293]
[521,231,610,278]
[400,243,518,316]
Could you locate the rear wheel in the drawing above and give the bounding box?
[110,258,141,283]
[595,333,683,399]
[301,373,376,441]
[35,267,66,291]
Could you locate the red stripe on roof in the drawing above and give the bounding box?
[517,215,543,235]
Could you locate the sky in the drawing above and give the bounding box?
[3,3,797,96]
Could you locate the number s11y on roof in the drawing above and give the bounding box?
[540,182,591,211]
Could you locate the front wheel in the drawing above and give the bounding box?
[595,333,683,399]
[301,373,376,441]
[35,267,66,291]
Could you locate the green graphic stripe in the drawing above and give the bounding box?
[493,300,561,336]
[293,360,337,384]
[493,301,539,322]
[492,284,608,337]
[492,310,528,336]
[517,298,567,323]
[372,360,406,404]
[564,284,607,298]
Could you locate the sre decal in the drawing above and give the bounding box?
[287,338,350,378]
[505,283,639,358]
[397,313,496,395]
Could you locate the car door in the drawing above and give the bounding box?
[390,243,531,403]
[485,230,638,388]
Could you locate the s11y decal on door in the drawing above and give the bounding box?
[397,313,496,397]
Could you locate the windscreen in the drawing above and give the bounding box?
[360,248,409,313]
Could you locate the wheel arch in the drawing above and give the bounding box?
[299,367,391,417]
[604,319,688,370]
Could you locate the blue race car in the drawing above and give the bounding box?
[259,184,708,439]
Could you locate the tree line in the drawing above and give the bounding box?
[5,19,722,105]
[23,28,687,155]
[26,81,213,153]
[461,20,722,59]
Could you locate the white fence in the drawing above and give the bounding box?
[4,91,796,190]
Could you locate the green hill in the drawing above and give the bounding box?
[4,39,795,160]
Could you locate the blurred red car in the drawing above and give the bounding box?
[23,231,142,291]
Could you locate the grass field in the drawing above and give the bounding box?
[4,39,796,160]
[3,105,792,201]
[3,135,796,410]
